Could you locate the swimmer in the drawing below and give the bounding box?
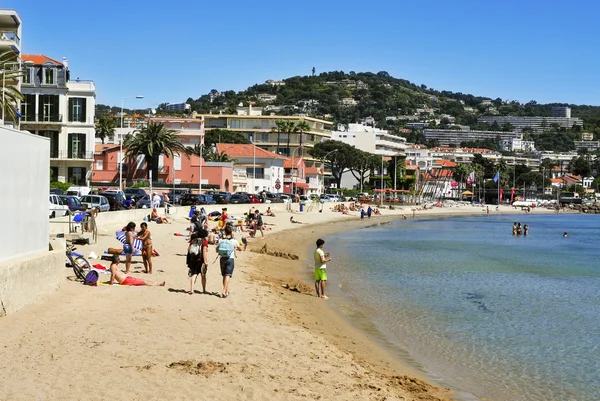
[563,232,568,238]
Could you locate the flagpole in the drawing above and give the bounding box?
[497,174,500,206]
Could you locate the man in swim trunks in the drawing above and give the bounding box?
[109,255,165,286]
[314,238,332,299]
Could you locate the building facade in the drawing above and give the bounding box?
[423,129,520,147]
[552,106,571,118]
[20,55,96,185]
[478,115,582,133]
[0,9,23,127]
[215,143,285,193]
[332,123,407,157]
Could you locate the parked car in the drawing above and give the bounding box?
[229,193,251,204]
[80,195,110,212]
[100,192,126,211]
[168,189,189,205]
[65,186,92,198]
[49,194,69,218]
[59,195,86,213]
[101,189,126,199]
[277,194,291,203]
[248,194,262,204]
[212,194,229,204]
[180,193,216,206]
[136,194,166,208]
[50,188,64,195]
[319,194,334,202]
[263,192,283,203]
[124,187,148,203]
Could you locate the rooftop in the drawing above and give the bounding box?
[216,143,286,160]
[21,54,63,66]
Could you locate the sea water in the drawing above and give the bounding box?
[325,214,600,401]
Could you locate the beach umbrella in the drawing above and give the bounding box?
[462,190,473,196]
[115,231,143,251]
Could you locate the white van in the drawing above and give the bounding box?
[66,186,91,198]
[49,195,69,218]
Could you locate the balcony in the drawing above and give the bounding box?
[51,150,94,160]
[0,30,20,53]
[157,166,169,175]
[20,114,63,124]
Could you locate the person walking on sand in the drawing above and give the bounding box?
[187,228,209,294]
[109,255,165,286]
[367,205,372,219]
[314,238,332,299]
[217,225,242,298]
[360,208,365,220]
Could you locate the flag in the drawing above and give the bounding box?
[467,171,475,185]
[500,188,503,201]
[510,188,515,204]
[14,108,22,119]
[493,172,499,183]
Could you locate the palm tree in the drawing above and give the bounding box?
[0,50,24,121]
[212,150,237,163]
[452,164,470,200]
[95,116,116,144]
[295,120,311,158]
[123,121,189,180]
[271,119,296,156]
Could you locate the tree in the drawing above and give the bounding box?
[271,119,295,155]
[348,149,380,192]
[94,116,117,144]
[568,155,591,177]
[123,122,190,180]
[0,50,24,121]
[308,141,355,189]
[452,164,470,199]
[204,129,249,147]
[295,120,311,158]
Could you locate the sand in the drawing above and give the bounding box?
[0,202,563,400]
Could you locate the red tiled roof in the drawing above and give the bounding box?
[216,143,286,159]
[550,178,564,183]
[94,144,120,154]
[21,54,63,66]
[284,157,306,168]
[305,167,321,175]
[436,159,457,167]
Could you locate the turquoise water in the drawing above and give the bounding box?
[326,214,600,401]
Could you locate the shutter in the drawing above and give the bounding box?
[68,98,73,122]
[68,134,73,158]
[82,99,87,123]
[80,134,86,155]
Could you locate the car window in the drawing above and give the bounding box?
[101,198,108,205]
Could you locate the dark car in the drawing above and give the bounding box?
[264,192,282,203]
[50,188,64,195]
[212,194,229,204]
[100,192,125,211]
[136,194,165,209]
[59,195,86,212]
[229,193,251,204]
[124,187,148,203]
[168,189,189,205]
[181,194,216,206]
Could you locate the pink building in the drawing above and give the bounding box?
[283,157,308,194]
[92,144,233,191]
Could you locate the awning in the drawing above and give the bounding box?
[462,190,473,195]
[293,182,309,189]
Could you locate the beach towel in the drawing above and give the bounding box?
[115,231,143,251]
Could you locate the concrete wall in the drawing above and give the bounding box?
[0,127,50,263]
[0,249,64,316]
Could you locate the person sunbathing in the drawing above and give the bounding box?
[151,208,169,224]
[290,216,304,224]
[109,255,165,286]
[265,207,276,217]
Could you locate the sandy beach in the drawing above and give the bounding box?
[0,202,563,400]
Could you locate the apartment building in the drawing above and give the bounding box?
[423,129,520,146]
[478,115,582,133]
[552,106,571,118]
[164,102,190,113]
[332,123,407,157]
[499,137,536,152]
[574,141,600,151]
[20,55,96,185]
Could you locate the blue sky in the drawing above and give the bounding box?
[6,0,600,109]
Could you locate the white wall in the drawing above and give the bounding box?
[0,127,50,263]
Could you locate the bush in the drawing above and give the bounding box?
[50,181,72,192]
[130,181,148,188]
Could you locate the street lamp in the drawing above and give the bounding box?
[321,149,338,195]
[380,155,384,206]
[2,59,23,124]
[249,135,257,193]
[119,95,144,191]
[290,146,302,195]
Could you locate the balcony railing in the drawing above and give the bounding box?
[52,150,94,160]
[21,114,63,123]
[247,173,266,179]
[0,31,20,47]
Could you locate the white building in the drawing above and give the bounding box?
[574,141,600,151]
[257,94,277,103]
[405,143,435,170]
[0,9,23,128]
[20,55,96,185]
[478,115,583,133]
[340,98,358,106]
[424,129,520,146]
[499,137,536,152]
[552,106,571,118]
[165,102,191,112]
[215,143,285,193]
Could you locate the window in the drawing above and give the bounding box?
[23,67,32,84]
[41,95,59,121]
[68,98,87,122]
[67,167,86,185]
[21,94,35,121]
[39,131,59,158]
[44,67,55,84]
[261,133,269,142]
[95,159,103,170]
[174,154,182,171]
[68,133,87,158]
[246,167,264,179]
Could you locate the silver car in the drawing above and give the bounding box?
[80,195,110,212]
